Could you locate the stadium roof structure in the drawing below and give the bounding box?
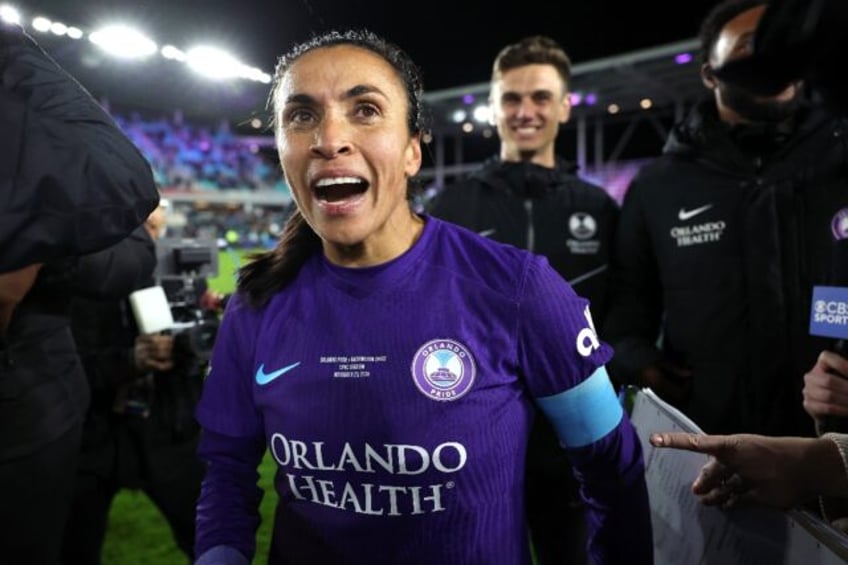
[418,38,708,185]
[215,37,711,192]
[424,38,705,125]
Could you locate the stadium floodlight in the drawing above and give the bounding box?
[186,45,242,80]
[0,4,21,24]
[89,24,157,59]
[32,16,51,32]
[50,21,67,36]
[239,66,271,84]
[161,44,187,62]
[66,26,83,39]
[472,104,491,124]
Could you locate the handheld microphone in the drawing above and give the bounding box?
[810,239,848,352]
[809,237,848,431]
[128,285,175,335]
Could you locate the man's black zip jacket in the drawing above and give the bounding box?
[427,156,619,322]
[603,98,848,437]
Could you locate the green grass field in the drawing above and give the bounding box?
[205,247,256,296]
[104,454,276,564]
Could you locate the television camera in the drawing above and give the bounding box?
[154,237,222,363]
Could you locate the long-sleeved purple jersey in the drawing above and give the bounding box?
[195,216,652,565]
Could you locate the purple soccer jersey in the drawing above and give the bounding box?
[196,216,648,564]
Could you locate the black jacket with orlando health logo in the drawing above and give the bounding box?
[604,99,848,437]
[427,157,619,323]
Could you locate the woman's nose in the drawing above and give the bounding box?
[310,115,352,158]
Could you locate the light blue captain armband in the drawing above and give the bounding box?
[534,365,623,448]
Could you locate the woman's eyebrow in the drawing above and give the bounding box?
[344,84,387,100]
[283,85,387,106]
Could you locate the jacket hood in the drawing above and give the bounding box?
[663,97,839,172]
[468,156,579,198]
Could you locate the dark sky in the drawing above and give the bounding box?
[22,0,721,119]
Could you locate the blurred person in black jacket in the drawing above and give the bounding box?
[603,0,848,439]
[60,202,209,564]
[0,21,158,565]
[1,257,154,565]
[428,36,619,565]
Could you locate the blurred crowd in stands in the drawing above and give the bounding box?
[107,109,644,249]
[112,110,289,193]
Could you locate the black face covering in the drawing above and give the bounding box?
[719,79,800,123]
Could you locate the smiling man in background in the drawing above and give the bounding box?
[428,35,620,565]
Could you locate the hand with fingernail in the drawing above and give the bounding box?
[649,432,848,510]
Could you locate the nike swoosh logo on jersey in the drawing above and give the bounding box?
[678,204,713,221]
[255,362,301,385]
[477,228,496,238]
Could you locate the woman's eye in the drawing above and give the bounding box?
[286,108,315,124]
[355,104,380,118]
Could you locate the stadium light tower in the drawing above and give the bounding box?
[8,7,271,83]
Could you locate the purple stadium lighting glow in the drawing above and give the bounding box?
[674,52,693,64]
[584,93,597,106]
[569,92,582,106]
[462,94,475,104]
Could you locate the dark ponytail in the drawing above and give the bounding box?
[237,209,321,308]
